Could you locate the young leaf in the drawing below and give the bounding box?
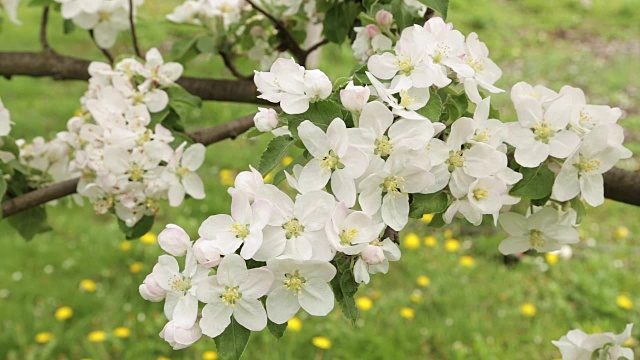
[409,192,448,219]
[331,255,359,325]
[570,197,587,224]
[509,165,555,200]
[8,206,53,241]
[267,319,287,340]
[171,37,200,64]
[214,318,251,360]
[286,100,343,139]
[118,215,155,240]
[258,136,296,176]
[322,2,361,43]
[416,89,442,122]
[417,0,450,19]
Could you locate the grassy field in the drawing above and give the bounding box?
[1,0,639,359]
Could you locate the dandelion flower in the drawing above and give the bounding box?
[615,226,629,240]
[87,330,107,342]
[119,241,132,252]
[520,303,536,317]
[202,351,219,360]
[35,332,53,344]
[444,239,460,252]
[410,291,422,304]
[459,256,475,267]
[355,296,373,311]
[403,233,420,249]
[140,232,157,245]
[312,336,332,350]
[545,253,559,265]
[444,229,454,239]
[416,275,430,287]
[129,262,143,274]
[54,306,73,321]
[113,327,131,338]
[399,307,415,320]
[287,317,302,332]
[424,236,437,247]
[617,294,633,310]
[421,214,434,223]
[218,169,235,186]
[80,279,97,293]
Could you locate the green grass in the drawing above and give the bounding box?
[1,0,639,359]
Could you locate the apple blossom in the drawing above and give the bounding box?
[160,320,202,350]
[253,107,279,133]
[163,143,206,207]
[158,224,193,257]
[0,97,13,137]
[353,238,401,284]
[552,324,634,360]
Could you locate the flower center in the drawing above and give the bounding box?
[399,89,415,108]
[319,150,342,171]
[446,150,466,171]
[466,57,485,72]
[98,11,111,22]
[579,110,593,126]
[473,129,491,143]
[136,130,152,146]
[528,230,545,250]
[472,187,488,201]
[231,223,250,239]
[575,157,601,173]
[283,270,306,296]
[339,228,359,245]
[433,44,452,64]
[374,136,394,157]
[398,59,414,75]
[170,275,192,293]
[283,219,304,239]
[129,164,144,181]
[220,286,242,307]
[132,92,145,104]
[533,120,554,143]
[382,175,405,193]
[177,167,190,177]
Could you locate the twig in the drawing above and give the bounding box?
[304,39,329,56]
[89,30,115,64]
[218,49,253,80]
[244,0,307,64]
[40,7,50,50]
[128,0,142,57]
[384,226,400,244]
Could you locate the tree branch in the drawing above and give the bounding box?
[128,0,142,58]
[1,113,257,218]
[0,51,265,104]
[304,39,329,57]
[40,7,50,51]
[603,167,640,207]
[218,49,253,81]
[89,30,115,64]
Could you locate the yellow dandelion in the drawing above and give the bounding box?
[403,233,420,249]
[157,357,171,360]
[54,306,73,321]
[416,275,430,287]
[424,235,437,247]
[35,332,53,344]
[459,255,475,267]
[263,172,273,183]
[312,336,332,350]
[616,294,633,310]
[545,253,559,265]
[80,279,97,293]
[520,303,536,317]
[287,317,302,332]
[119,241,132,252]
[87,330,107,342]
[355,296,373,311]
[399,307,415,320]
[410,292,422,304]
[443,229,454,239]
[113,327,131,339]
[615,226,629,240]
[202,351,219,360]
[219,169,235,186]
[140,232,157,245]
[421,214,434,223]
[130,262,143,274]
[281,156,294,167]
[444,239,460,252]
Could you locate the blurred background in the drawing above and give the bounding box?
[0,0,638,359]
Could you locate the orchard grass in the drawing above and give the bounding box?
[1,0,639,359]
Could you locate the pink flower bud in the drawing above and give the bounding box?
[253,107,279,132]
[139,274,166,302]
[375,10,393,28]
[361,244,385,265]
[158,224,192,256]
[340,82,370,113]
[193,238,222,268]
[365,24,380,39]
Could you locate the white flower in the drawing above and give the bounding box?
[265,258,336,324]
[253,107,279,132]
[192,238,222,268]
[71,1,130,49]
[139,273,167,302]
[158,224,193,257]
[510,82,558,108]
[506,96,581,168]
[352,26,392,63]
[160,320,202,350]
[163,143,206,207]
[365,72,431,116]
[340,82,370,115]
[498,208,579,255]
[198,191,272,259]
[197,254,274,337]
[459,33,504,104]
[303,69,332,102]
[2,0,21,24]
[152,251,209,328]
[452,97,507,149]
[253,186,335,261]
[142,48,184,86]
[297,118,368,207]
[353,238,401,284]
[229,166,264,202]
[166,0,202,25]
[0,97,12,136]
[552,324,634,360]
[325,202,382,255]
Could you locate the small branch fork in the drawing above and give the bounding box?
[89,30,115,64]
[40,7,50,51]
[128,0,143,58]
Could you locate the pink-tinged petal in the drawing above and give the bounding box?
[153,255,180,291]
[327,118,349,156]
[251,199,272,230]
[552,168,580,202]
[181,144,206,171]
[360,101,393,137]
[381,192,409,231]
[280,94,310,115]
[239,231,263,260]
[296,191,335,231]
[196,276,224,303]
[448,118,475,150]
[168,184,186,207]
[231,191,252,224]
[182,172,205,200]
[251,226,287,261]
[282,235,313,260]
[297,121,330,157]
[298,160,331,192]
[331,171,357,208]
[367,52,400,80]
[464,143,507,176]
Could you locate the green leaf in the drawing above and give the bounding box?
[272,153,307,186]
[416,89,442,121]
[118,215,155,240]
[409,192,448,219]
[166,85,202,125]
[391,0,421,30]
[0,173,6,202]
[267,320,288,340]
[417,0,449,19]
[331,255,359,325]
[509,165,555,200]
[571,197,586,224]
[8,206,52,241]
[258,136,296,176]
[322,2,361,43]
[149,107,171,128]
[167,85,202,107]
[285,100,343,139]
[63,19,75,34]
[214,318,251,360]
[196,36,217,53]
[171,37,200,64]
[428,212,447,228]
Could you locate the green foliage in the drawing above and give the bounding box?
[166,85,203,124]
[214,318,251,360]
[331,255,359,325]
[416,89,443,121]
[321,1,362,43]
[285,100,344,139]
[509,165,555,200]
[258,136,296,176]
[417,0,449,19]
[571,197,587,224]
[8,206,52,241]
[267,319,288,340]
[118,215,155,240]
[170,36,201,64]
[391,0,423,30]
[409,192,449,219]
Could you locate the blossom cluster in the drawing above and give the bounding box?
[53,49,206,226]
[553,324,634,360]
[53,0,143,49]
[0,97,15,163]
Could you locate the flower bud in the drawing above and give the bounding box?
[158,224,192,256]
[193,238,222,268]
[375,10,393,28]
[160,320,202,350]
[253,107,279,132]
[340,81,370,114]
[139,274,167,302]
[361,244,385,265]
[365,24,380,38]
[303,69,332,101]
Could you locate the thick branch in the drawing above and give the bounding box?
[1,113,258,218]
[603,167,640,206]
[0,51,264,104]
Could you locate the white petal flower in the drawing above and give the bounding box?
[160,320,202,350]
[552,324,634,360]
[158,224,193,257]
